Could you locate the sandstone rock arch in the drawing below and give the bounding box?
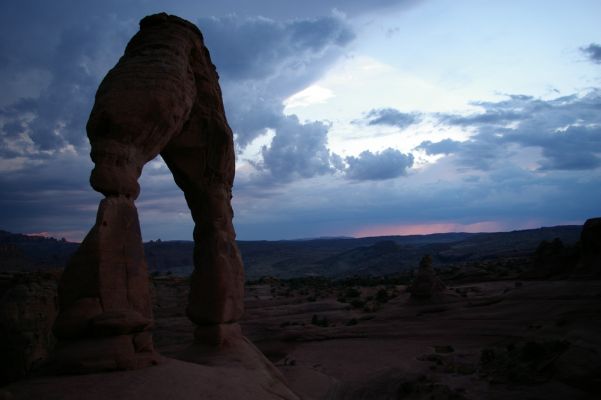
[53,13,244,372]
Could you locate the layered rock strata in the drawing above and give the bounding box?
[53,13,244,372]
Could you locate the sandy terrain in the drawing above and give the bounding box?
[152,278,601,399]
[3,276,599,399]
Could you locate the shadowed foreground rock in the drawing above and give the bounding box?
[0,272,58,385]
[5,338,299,400]
[53,12,244,373]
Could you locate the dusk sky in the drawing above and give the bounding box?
[1,0,600,241]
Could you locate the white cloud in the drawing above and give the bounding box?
[283,85,334,109]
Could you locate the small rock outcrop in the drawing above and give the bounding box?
[526,217,601,279]
[529,238,576,278]
[408,255,446,300]
[578,217,601,276]
[53,13,244,373]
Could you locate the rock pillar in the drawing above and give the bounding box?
[53,197,157,372]
[408,255,446,300]
[578,217,601,276]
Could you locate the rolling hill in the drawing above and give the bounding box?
[0,225,582,279]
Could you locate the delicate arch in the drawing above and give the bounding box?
[53,13,244,372]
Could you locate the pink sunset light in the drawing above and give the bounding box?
[353,221,513,238]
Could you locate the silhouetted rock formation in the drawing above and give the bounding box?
[529,238,577,278]
[578,217,601,276]
[408,255,446,300]
[53,13,244,373]
[526,217,601,279]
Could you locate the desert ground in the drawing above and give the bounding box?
[151,275,601,399]
[1,221,599,399]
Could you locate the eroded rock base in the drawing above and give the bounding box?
[194,322,242,346]
[5,339,299,400]
[53,197,157,372]
[52,334,160,374]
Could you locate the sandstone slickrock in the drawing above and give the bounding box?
[0,272,58,384]
[53,12,244,372]
[408,255,446,300]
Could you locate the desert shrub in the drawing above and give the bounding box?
[363,303,380,313]
[345,287,361,298]
[375,288,389,303]
[345,318,358,326]
[350,298,365,309]
[480,340,570,384]
[311,314,329,327]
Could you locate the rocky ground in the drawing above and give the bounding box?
[2,271,600,399]
[153,276,601,400]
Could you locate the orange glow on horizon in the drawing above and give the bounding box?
[352,221,508,238]
[25,232,52,238]
[25,231,85,243]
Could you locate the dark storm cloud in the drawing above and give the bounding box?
[195,14,356,181]
[509,125,601,171]
[417,90,601,171]
[0,17,132,156]
[198,14,355,149]
[0,0,376,239]
[199,15,354,81]
[0,7,354,171]
[0,153,99,236]
[193,13,359,184]
[0,2,357,155]
[359,108,420,129]
[345,148,414,181]
[581,43,601,64]
[189,0,420,20]
[440,109,522,126]
[233,158,601,240]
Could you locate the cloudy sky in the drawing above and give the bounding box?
[1,0,600,241]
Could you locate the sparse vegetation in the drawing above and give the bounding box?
[375,288,389,303]
[311,314,329,327]
[349,298,365,309]
[480,339,571,384]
